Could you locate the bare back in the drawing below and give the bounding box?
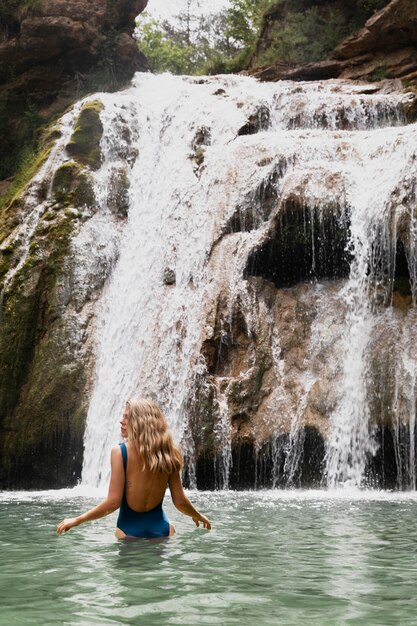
[122,442,170,512]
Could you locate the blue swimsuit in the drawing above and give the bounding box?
[117,442,170,539]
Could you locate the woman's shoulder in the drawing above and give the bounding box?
[110,444,125,461]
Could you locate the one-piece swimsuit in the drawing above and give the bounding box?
[116,442,170,538]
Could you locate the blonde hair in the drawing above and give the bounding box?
[125,398,183,474]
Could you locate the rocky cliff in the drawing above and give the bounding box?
[250,0,417,85]
[0,0,147,488]
[0,0,148,184]
[0,0,148,105]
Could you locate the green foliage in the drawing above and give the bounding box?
[136,0,391,75]
[253,0,390,68]
[136,1,275,75]
[224,0,272,49]
[0,0,39,27]
[137,17,197,74]
[368,65,388,82]
[257,5,348,66]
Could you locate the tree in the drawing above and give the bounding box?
[136,16,196,74]
[135,0,272,75]
[176,0,201,46]
[224,0,272,49]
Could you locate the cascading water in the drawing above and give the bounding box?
[77,72,417,490]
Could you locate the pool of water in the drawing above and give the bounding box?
[2,489,417,625]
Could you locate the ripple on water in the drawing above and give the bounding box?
[2,490,417,625]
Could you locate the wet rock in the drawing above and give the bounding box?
[107,167,130,218]
[163,268,176,285]
[190,126,211,173]
[244,198,351,286]
[223,159,287,234]
[52,161,96,208]
[237,105,270,136]
[0,134,114,488]
[66,101,104,170]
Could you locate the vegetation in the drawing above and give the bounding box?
[256,5,346,66]
[135,0,390,75]
[0,0,39,29]
[136,0,273,75]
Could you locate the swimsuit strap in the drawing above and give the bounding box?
[119,442,127,472]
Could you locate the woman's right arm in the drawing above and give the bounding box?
[56,446,124,534]
[168,472,211,529]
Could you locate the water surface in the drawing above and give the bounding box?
[1,489,417,625]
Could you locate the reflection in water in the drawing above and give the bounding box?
[2,491,417,625]
[325,507,376,620]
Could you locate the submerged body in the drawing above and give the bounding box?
[57,399,211,539]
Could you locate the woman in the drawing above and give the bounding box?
[57,398,211,538]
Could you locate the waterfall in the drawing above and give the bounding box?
[78,73,417,489]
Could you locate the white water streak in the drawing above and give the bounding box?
[78,73,417,488]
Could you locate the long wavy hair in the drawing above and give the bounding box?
[125,398,183,474]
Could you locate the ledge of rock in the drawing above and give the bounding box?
[250,0,417,85]
[0,0,149,107]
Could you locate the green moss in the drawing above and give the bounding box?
[0,122,62,246]
[0,143,51,214]
[0,186,81,426]
[0,0,39,25]
[0,191,88,486]
[51,161,95,208]
[66,101,104,170]
[368,65,389,82]
[0,255,12,283]
[0,267,43,421]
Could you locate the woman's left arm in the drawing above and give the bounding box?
[56,446,124,534]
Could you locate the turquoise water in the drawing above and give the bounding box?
[2,489,417,625]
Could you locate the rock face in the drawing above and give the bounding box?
[0,0,149,106]
[0,97,132,488]
[0,0,149,182]
[251,0,417,84]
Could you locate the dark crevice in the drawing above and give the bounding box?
[393,240,412,297]
[244,200,351,287]
[223,158,289,235]
[201,307,250,376]
[366,425,417,489]
[237,105,270,136]
[190,424,417,490]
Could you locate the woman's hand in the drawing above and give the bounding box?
[192,514,211,529]
[56,517,79,534]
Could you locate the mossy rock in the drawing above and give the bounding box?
[0,198,80,424]
[0,202,87,487]
[1,338,87,488]
[51,161,95,208]
[66,100,104,170]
